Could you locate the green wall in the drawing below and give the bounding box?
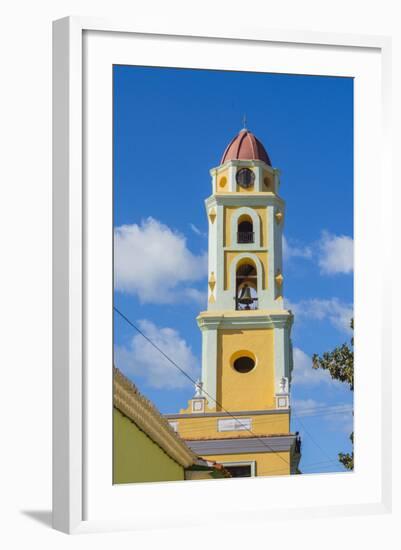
[113,408,185,484]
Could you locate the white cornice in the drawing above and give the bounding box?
[197,310,293,330]
[224,247,268,252]
[210,159,275,175]
[205,193,285,209]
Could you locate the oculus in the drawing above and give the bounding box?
[236,168,255,189]
[233,355,256,373]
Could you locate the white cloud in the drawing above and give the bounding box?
[283,232,353,277]
[282,236,312,261]
[327,410,353,434]
[292,397,353,433]
[318,231,353,275]
[114,218,207,304]
[182,287,207,307]
[292,398,353,415]
[292,398,326,412]
[291,347,339,387]
[115,319,200,390]
[286,297,353,334]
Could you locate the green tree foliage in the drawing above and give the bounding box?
[312,319,354,470]
[338,432,354,470]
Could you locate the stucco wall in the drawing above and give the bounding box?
[172,412,289,439]
[113,408,185,484]
[217,327,275,410]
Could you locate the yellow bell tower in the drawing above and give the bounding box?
[165,127,301,478]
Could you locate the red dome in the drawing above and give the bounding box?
[221,129,271,165]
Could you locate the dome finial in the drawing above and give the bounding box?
[242,113,247,131]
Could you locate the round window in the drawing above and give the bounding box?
[236,168,255,189]
[233,356,255,373]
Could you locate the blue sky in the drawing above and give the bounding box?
[113,65,354,475]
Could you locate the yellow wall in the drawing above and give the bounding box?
[263,170,274,192]
[224,206,267,248]
[113,408,185,484]
[216,328,275,411]
[224,250,268,290]
[173,412,289,440]
[206,451,291,477]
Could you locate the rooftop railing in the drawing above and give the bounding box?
[237,231,254,244]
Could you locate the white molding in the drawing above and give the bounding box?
[59,16,391,50]
[274,326,292,392]
[228,251,264,300]
[228,163,236,192]
[216,203,225,304]
[206,193,284,208]
[200,325,218,407]
[211,159,274,173]
[224,247,268,252]
[52,16,84,534]
[275,394,290,410]
[191,399,206,413]
[217,418,252,432]
[197,311,293,331]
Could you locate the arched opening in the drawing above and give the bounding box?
[235,261,258,310]
[237,215,254,244]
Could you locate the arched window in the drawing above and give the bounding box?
[237,215,254,244]
[235,262,258,310]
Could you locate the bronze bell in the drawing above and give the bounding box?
[238,286,254,308]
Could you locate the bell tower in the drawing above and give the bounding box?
[200,127,292,413]
[165,127,300,477]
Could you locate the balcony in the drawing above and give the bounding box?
[235,296,259,311]
[237,231,254,244]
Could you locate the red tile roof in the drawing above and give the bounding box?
[221,129,271,165]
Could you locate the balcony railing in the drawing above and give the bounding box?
[237,231,254,244]
[235,297,259,311]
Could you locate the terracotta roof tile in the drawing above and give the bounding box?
[221,129,271,165]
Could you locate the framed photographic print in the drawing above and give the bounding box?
[53,17,392,534]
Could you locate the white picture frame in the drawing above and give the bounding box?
[52,16,393,535]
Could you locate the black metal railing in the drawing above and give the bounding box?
[237,231,254,243]
[235,296,259,311]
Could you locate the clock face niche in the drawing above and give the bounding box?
[236,168,255,189]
